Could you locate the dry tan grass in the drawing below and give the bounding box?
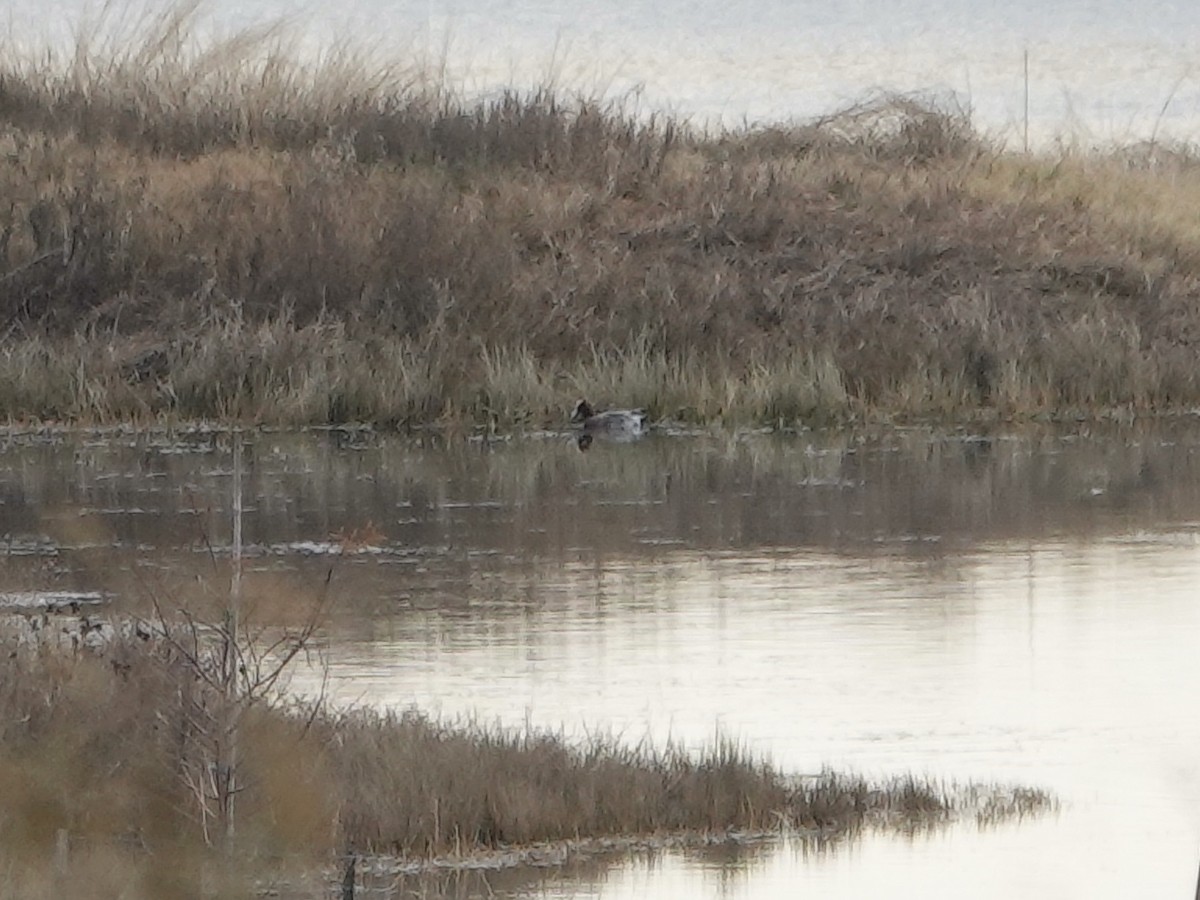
[0,632,1052,893]
[2,10,1200,426]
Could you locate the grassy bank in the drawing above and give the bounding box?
[3,7,1199,428]
[0,629,1050,898]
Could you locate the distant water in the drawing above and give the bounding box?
[8,0,1200,145]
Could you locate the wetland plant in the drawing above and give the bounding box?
[0,7,1198,427]
[0,630,1054,897]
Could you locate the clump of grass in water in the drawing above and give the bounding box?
[0,631,1053,896]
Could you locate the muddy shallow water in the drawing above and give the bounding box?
[2,424,1199,897]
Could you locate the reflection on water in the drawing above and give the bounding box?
[2,425,1200,898]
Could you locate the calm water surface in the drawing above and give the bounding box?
[10,0,1200,144]
[2,424,1199,897]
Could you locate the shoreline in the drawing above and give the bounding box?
[0,403,1194,435]
[0,618,1054,895]
[0,633,1051,897]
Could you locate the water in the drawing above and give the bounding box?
[9,0,1200,145]
[2,424,1200,897]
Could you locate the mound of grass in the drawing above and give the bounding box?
[2,5,1198,427]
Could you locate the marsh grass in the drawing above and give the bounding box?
[0,632,1052,897]
[3,6,1200,427]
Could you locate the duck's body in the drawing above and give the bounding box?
[570,400,648,439]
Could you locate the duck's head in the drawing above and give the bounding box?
[569,399,594,423]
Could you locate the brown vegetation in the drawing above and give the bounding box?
[0,11,1191,427]
[3,9,1198,429]
[0,630,1050,898]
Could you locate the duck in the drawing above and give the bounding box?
[569,400,649,439]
